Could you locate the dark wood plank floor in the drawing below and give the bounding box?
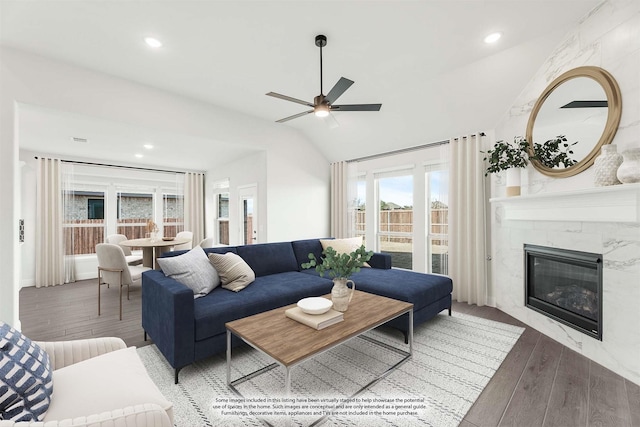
[19,280,640,427]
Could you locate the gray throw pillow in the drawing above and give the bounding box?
[208,252,255,292]
[0,321,53,421]
[157,247,220,298]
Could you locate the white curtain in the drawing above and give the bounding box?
[61,163,76,283]
[184,172,205,246]
[448,134,489,306]
[330,161,357,238]
[35,158,65,287]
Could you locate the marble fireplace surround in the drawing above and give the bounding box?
[491,183,640,386]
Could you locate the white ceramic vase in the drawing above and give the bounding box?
[593,144,623,186]
[505,168,521,197]
[617,148,640,184]
[331,277,356,312]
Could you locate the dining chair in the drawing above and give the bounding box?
[198,236,215,248]
[174,231,193,251]
[96,243,151,320]
[106,233,143,265]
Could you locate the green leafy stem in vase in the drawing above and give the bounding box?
[302,245,373,279]
[483,135,578,175]
[482,136,530,176]
[530,135,578,169]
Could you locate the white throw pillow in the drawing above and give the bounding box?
[208,252,255,292]
[320,237,370,267]
[157,247,220,298]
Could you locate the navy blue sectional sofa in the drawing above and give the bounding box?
[141,238,452,383]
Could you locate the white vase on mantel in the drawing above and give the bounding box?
[593,144,623,186]
[505,168,521,197]
[617,148,640,184]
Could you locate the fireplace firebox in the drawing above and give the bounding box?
[524,244,602,340]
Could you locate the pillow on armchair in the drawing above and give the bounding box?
[0,321,53,422]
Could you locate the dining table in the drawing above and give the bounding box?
[120,237,191,269]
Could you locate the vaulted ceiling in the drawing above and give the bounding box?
[1,0,601,167]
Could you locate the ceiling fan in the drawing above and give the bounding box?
[266,34,382,123]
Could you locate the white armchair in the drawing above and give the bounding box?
[173,231,193,251]
[0,337,172,427]
[106,234,143,266]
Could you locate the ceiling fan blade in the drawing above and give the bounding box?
[275,110,314,123]
[331,104,382,112]
[325,77,354,104]
[266,92,314,108]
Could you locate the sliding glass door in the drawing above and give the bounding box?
[426,168,449,274]
[375,172,413,270]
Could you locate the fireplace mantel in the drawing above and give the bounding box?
[490,183,640,222]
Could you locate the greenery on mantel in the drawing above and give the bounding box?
[530,135,578,169]
[483,135,579,175]
[302,245,373,279]
[483,136,529,176]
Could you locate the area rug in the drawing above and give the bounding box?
[138,312,524,427]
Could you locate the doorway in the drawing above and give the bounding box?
[238,184,258,245]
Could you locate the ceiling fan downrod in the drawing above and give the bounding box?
[315,34,327,97]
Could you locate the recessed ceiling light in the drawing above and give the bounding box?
[484,32,502,44]
[145,37,162,48]
[143,144,154,150]
[135,153,143,158]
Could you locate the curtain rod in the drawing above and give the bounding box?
[346,132,486,163]
[34,157,187,175]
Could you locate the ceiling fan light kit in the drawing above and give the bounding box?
[266,34,382,123]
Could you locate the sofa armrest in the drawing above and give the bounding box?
[141,270,195,371]
[369,252,392,269]
[0,403,171,427]
[35,337,126,371]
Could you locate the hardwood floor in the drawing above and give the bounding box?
[19,280,640,427]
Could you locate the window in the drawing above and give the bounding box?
[63,190,106,255]
[87,198,104,219]
[61,164,185,256]
[212,179,230,245]
[426,167,449,274]
[376,172,413,270]
[117,191,153,239]
[163,193,184,237]
[351,143,449,273]
[217,193,229,244]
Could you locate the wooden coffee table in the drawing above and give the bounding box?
[226,290,413,420]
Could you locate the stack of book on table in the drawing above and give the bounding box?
[285,307,344,330]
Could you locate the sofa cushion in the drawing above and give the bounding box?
[292,239,326,270]
[0,321,53,422]
[349,268,453,311]
[193,272,334,340]
[235,242,299,277]
[208,252,255,292]
[43,347,173,423]
[156,247,220,298]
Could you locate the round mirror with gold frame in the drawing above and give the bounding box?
[526,66,622,178]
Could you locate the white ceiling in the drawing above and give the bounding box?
[1,0,601,168]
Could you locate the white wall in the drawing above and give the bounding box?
[490,0,640,385]
[1,47,330,323]
[0,54,20,326]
